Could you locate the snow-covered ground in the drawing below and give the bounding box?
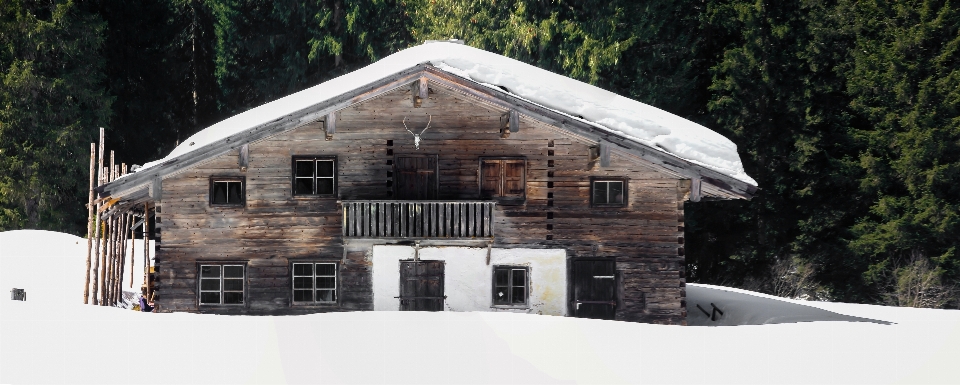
[2,230,957,384]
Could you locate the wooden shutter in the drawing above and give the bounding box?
[502,160,525,199]
[480,160,502,198]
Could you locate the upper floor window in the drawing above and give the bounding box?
[210,177,244,206]
[480,158,525,203]
[293,156,336,196]
[591,178,626,207]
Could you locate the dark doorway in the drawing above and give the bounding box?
[399,260,445,311]
[573,259,617,320]
[395,155,438,200]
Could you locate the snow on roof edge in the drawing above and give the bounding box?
[136,42,756,186]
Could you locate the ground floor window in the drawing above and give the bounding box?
[292,262,338,303]
[493,266,528,306]
[199,264,244,305]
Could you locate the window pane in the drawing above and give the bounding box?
[200,292,220,304]
[316,263,336,276]
[293,277,312,289]
[609,181,624,204]
[227,182,242,203]
[512,287,525,304]
[317,289,336,302]
[223,278,243,291]
[213,182,227,204]
[494,269,508,286]
[316,179,334,195]
[223,265,243,278]
[494,287,508,304]
[294,289,313,302]
[317,160,334,177]
[316,277,336,290]
[223,292,243,304]
[200,265,220,278]
[295,178,313,195]
[513,269,526,287]
[295,160,314,177]
[200,278,220,291]
[293,263,313,276]
[593,182,608,204]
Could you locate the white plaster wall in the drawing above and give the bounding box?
[372,245,567,316]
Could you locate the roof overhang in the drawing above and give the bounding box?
[98,64,756,214]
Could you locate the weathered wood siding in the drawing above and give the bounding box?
[154,82,686,323]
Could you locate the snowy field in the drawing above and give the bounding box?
[1,230,958,384]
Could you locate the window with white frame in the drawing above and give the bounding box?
[199,264,244,305]
[292,262,337,303]
[493,266,528,306]
[293,157,336,196]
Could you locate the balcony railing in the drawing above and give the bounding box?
[342,200,495,239]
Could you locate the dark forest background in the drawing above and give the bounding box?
[2,0,958,307]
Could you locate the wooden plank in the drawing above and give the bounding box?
[238,144,249,171]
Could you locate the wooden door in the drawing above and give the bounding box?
[399,260,445,311]
[395,155,438,200]
[573,259,617,320]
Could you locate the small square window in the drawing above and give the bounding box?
[493,266,528,307]
[292,262,338,304]
[199,264,244,305]
[293,157,337,196]
[591,179,626,206]
[210,178,244,206]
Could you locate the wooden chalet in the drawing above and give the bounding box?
[95,42,756,324]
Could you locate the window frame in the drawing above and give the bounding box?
[491,265,530,308]
[290,261,339,306]
[590,177,628,207]
[291,156,338,198]
[478,157,526,204]
[208,176,246,207]
[197,263,246,306]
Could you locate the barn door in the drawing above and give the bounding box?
[573,259,617,320]
[398,260,445,311]
[395,155,438,200]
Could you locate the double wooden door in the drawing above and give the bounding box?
[399,260,445,311]
[395,155,438,200]
[573,259,617,320]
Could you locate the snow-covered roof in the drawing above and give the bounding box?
[137,42,755,186]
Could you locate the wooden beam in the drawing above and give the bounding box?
[238,144,249,172]
[324,112,336,140]
[599,140,611,167]
[509,110,519,133]
[150,177,161,200]
[413,77,428,107]
[690,177,702,203]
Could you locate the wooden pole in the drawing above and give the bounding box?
[83,143,96,304]
[117,211,128,303]
[91,130,105,305]
[98,215,108,305]
[106,153,115,305]
[144,203,150,299]
[130,212,135,288]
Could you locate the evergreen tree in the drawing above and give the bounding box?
[0,0,112,233]
[840,0,960,304]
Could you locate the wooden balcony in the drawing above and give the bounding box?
[342,200,495,239]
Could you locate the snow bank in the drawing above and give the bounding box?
[5,230,958,384]
[139,42,756,186]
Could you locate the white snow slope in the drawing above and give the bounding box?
[3,230,957,384]
[138,42,756,186]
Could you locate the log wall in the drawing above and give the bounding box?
[154,83,686,323]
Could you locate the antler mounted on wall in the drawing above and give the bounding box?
[402,114,432,150]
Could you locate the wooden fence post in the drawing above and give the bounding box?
[84,143,96,304]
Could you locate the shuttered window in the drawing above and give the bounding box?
[480,158,525,203]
